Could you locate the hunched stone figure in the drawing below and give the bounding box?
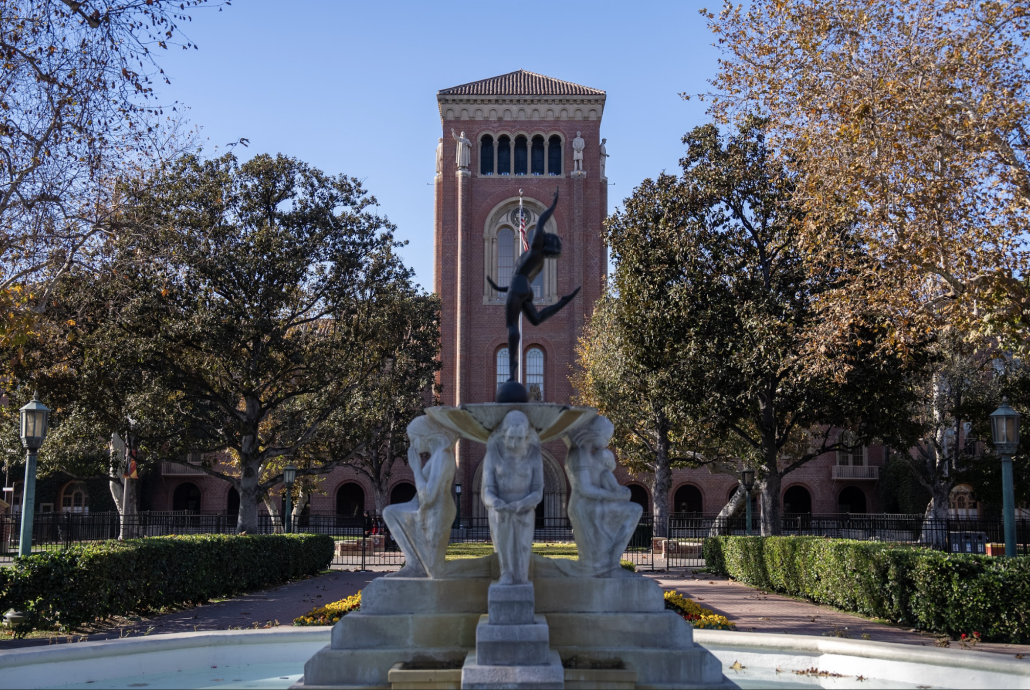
[566,415,642,577]
[481,411,543,585]
[383,415,460,578]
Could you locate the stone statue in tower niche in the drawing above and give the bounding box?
[486,189,580,403]
[572,131,585,172]
[451,129,471,170]
[566,416,642,577]
[383,415,460,579]
[481,411,543,585]
[599,138,608,178]
[435,137,443,175]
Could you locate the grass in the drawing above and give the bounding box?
[445,543,578,560]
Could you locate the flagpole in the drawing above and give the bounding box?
[518,190,524,386]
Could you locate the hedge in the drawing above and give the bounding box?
[703,536,1030,642]
[0,533,334,636]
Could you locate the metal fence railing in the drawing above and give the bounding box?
[0,511,1026,568]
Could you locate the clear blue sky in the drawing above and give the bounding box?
[155,0,718,291]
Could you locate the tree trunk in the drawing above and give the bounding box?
[237,463,261,533]
[108,433,125,515]
[651,428,672,538]
[708,485,746,537]
[292,487,309,523]
[760,472,782,536]
[372,482,389,516]
[920,480,952,547]
[263,494,282,534]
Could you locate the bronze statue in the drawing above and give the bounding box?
[487,189,580,402]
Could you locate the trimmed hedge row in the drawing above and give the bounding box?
[0,534,334,636]
[703,536,1030,642]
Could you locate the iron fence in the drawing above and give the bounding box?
[0,511,1026,568]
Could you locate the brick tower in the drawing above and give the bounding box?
[434,70,608,521]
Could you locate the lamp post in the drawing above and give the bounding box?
[990,398,1021,557]
[18,393,50,558]
[741,469,755,537]
[283,465,297,534]
[455,484,462,529]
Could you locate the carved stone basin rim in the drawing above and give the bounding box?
[424,403,597,443]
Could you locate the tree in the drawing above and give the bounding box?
[578,120,927,535]
[703,0,1030,346]
[119,152,426,532]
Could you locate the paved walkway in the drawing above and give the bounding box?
[3,566,1029,663]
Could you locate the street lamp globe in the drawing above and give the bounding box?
[283,464,297,488]
[990,397,1021,456]
[19,393,50,452]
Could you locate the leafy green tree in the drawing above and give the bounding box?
[578,119,928,535]
[115,152,429,532]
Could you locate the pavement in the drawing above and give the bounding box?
[2,565,1029,664]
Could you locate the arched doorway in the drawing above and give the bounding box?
[628,485,649,513]
[227,487,240,516]
[336,483,365,518]
[838,486,867,514]
[673,485,703,514]
[390,482,417,506]
[783,486,812,514]
[172,482,202,513]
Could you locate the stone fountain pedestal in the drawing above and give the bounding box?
[461,582,564,689]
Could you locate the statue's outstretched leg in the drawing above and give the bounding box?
[522,287,582,326]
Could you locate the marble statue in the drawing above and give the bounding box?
[572,131,585,171]
[435,137,443,175]
[566,416,642,577]
[451,129,471,170]
[486,189,580,403]
[481,411,543,585]
[383,415,460,578]
[599,138,608,178]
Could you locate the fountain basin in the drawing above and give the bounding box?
[0,627,1027,689]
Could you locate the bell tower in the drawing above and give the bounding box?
[434,70,609,512]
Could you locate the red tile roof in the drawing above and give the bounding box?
[438,70,604,97]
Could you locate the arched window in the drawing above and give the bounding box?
[336,483,365,518]
[837,486,867,514]
[497,135,511,175]
[496,347,510,385]
[531,135,545,175]
[548,135,562,175]
[390,482,417,505]
[629,485,649,512]
[949,484,979,518]
[674,485,703,514]
[172,482,202,513]
[60,482,89,514]
[227,487,240,517]
[514,135,528,175]
[526,347,544,401]
[783,485,812,514]
[480,134,494,175]
[497,227,515,287]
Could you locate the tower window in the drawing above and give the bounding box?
[497,227,515,287]
[498,135,511,175]
[548,135,562,175]
[497,347,509,385]
[526,347,544,401]
[531,136,545,175]
[480,134,494,175]
[514,135,528,176]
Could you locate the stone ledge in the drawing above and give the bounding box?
[461,649,565,690]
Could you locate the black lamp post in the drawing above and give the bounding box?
[741,468,755,537]
[18,393,50,558]
[990,398,1021,557]
[455,483,462,529]
[283,465,297,534]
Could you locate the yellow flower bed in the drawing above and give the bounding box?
[293,591,361,626]
[664,590,736,630]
